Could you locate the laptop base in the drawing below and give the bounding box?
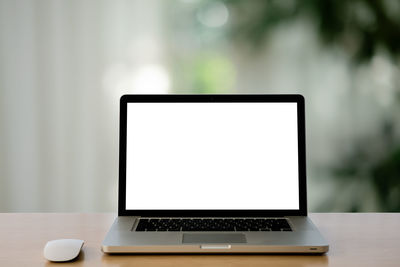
[102,216,329,254]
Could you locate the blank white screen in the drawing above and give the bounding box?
[126,102,299,210]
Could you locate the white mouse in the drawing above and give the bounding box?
[44,239,84,262]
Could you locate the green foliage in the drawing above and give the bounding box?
[372,148,400,211]
[193,55,235,94]
[225,0,400,62]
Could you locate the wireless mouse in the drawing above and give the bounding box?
[43,239,84,262]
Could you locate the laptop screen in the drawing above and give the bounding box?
[124,101,300,210]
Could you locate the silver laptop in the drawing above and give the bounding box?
[102,94,329,254]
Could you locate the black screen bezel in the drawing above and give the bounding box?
[118,94,307,216]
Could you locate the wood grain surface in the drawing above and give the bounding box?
[0,213,399,267]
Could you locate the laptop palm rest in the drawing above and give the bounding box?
[182,234,247,244]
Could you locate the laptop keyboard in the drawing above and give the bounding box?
[135,218,292,232]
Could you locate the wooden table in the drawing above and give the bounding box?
[0,213,399,266]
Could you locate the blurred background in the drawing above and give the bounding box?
[1,0,400,212]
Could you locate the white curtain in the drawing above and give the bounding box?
[0,0,166,211]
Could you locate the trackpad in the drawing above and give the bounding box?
[182,234,247,244]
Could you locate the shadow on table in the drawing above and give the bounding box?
[101,253,329,267]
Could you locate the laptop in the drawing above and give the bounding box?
[102,94,329,254]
